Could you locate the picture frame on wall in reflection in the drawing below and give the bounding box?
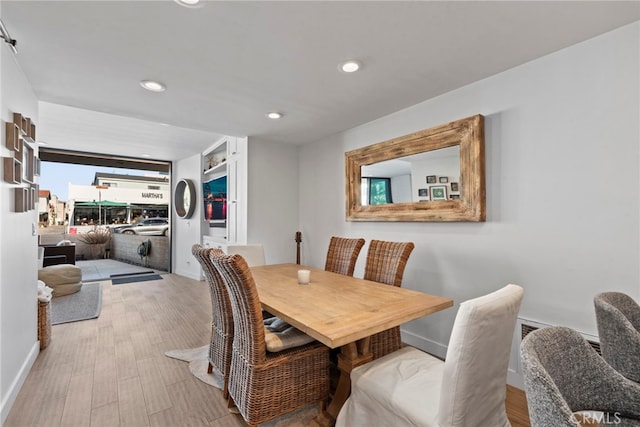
[451,182,459,192]
[426,175,437,184]
[430,185,447,201]
[439,176,449,183]
[418,188,428,197]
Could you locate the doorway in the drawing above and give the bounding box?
[38,148,172,280]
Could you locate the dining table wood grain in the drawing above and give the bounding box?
[251,263,453,425]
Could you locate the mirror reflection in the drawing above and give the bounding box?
[345,114,484,222]
[360,146,460,205]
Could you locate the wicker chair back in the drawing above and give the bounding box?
[324,236,365,276]
[363,240,415,359]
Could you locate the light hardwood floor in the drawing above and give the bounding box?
[6,274,530,426]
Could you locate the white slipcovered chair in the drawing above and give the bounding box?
[226,244,266,267]
[336,284,524,427]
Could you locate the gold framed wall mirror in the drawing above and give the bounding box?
[345,114,485,222]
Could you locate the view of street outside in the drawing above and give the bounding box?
[39,162,169,230]
[38,161,171,271]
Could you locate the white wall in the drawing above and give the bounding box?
[247,139,299,264]
[299,22,640,386]
[0,15,41,422]
[391,174,412,203]
[172,154,202,280]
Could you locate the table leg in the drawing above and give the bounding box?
[313,337,372,426]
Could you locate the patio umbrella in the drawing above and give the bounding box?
[75,201,129,224]
[74,200,129,207]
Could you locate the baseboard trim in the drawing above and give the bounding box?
[508,369,525,389]
[174,269,201,281]
[401,329,448,359]
[1,341,39,424]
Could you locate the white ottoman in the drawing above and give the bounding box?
[38,264,83,297]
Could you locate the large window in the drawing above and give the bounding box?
[361,177,393,205]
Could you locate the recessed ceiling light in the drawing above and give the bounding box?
[141,154,151,158]
[140,80,166,92]
[266,112,283,119]
[339,60,361,73]
[174,0,202,7]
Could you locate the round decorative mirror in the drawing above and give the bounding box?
[174,179,196,219]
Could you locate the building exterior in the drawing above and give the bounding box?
[37,190,67,226]
[67,172,170,229]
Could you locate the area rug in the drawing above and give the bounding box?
[111,273,163,285]
[109,270,155,278]
[51,282,102,325]
[164,345,224,389]
[164,346,319,425]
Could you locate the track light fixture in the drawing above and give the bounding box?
[0,18,17,54]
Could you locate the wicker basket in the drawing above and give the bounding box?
[38,300,51,350]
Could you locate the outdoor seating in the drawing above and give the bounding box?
[40,244,76,267]
[37,263,82,296]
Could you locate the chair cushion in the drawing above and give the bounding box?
[263,317,315,352]
[263,316,290,332]
[337,346,443,427]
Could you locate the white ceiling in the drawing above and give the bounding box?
[3,1,639,162]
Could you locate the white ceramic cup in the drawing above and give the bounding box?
[297,269,311,285]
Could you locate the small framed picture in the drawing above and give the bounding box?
[450,182,459,192]
[439,176,449,183]
[418,188,428,197]
[430,185,447,201]
[450,194,460,200]
[426,175,437,184]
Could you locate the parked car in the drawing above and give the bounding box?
[113,218,169,236]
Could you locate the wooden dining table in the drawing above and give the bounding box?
[251,263,453,426]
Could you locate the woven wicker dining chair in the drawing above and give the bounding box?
[191,244,234,399]
[211,253,330,427]
[324,236,365,276]
[364,239,415,359]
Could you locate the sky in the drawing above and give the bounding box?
[40,162,150,202]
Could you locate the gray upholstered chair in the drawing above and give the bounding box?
[324,236,365,276]
[337,284,523,427]
[521,326,640,427]
[594,292,640,383]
